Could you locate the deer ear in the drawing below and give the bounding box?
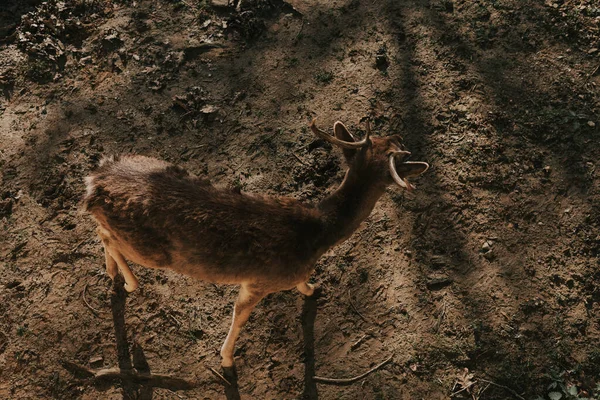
[334,121,357,163]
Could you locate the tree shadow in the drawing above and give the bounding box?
[109,275,139,399]
[378,0,600,395]
[60,276,199,398]
[301,290,319,400]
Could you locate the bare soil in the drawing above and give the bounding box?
[1,0,600,399]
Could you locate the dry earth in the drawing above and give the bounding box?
[1,0,600,399]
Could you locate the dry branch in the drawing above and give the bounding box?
[82,283,109,317]
[479,379,525,400]
[313,354,393,385]
[207,366,231,386]
[61,361,198,390]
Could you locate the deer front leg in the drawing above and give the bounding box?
[220,284,266,367]
[97,227,139,292]
[296,281,315,297]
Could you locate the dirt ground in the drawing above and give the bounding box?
[1,0,600,399]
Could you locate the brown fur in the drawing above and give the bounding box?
[83,121,428,368]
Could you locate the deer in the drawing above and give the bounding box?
[83,118,429,368]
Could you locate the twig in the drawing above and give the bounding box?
[351,334,369,350]
[450,381,475,397]
[478,379,525,400]
[579,63,600,89]
[180,110,194,119]
[207,366,231,386]
[292,152,308,166]
[82,283,108,316]
[347,293,370,324]
[165,310,182,328]
[478,382,491,399]
[434,300,447,333]
[449,134,465,144]
[313,354,393,385]
[71,239,89,253]
[295,19,305,40]
[166,389,186,399]
[61,361,197,390]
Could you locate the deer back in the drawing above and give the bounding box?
[84,155,325,285]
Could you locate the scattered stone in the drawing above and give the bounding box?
[183,42,222,62]
[200,104,218,115]
[481,240,493,253]
[430,255,450,269]
[375,47,389,71]
[211,0,232,8]
[587,121,596,127]
[148,80,164,92]
[520,298,546,314]
[89,355,104,368]
[101,30,124,52]
[426,276,453,291]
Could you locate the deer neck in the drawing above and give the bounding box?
[317,169,386,247]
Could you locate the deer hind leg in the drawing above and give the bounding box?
[220,284,266,367]
[296,281,315,297]
[109,250,139,293]
[97,227,139,292]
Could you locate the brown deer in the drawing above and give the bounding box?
[83,118,429,368]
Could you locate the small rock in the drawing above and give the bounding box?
[375,53,389,71]
[90,355,104,368]
[588,48,598,54]
[543,165,552,175]
[211,0,230,7]
[200,104,218,115]
[587,121,596,127]
[430,255,449,269]
[148,80,164,91]
[481,240,492,252]
[426,276,453,291]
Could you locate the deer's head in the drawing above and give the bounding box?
[310,119,429,191]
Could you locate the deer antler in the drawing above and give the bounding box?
[389,151,414,191]
[310,119,370,149]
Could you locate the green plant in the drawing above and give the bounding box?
[534,369,598,400]
[314,69,334,84]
